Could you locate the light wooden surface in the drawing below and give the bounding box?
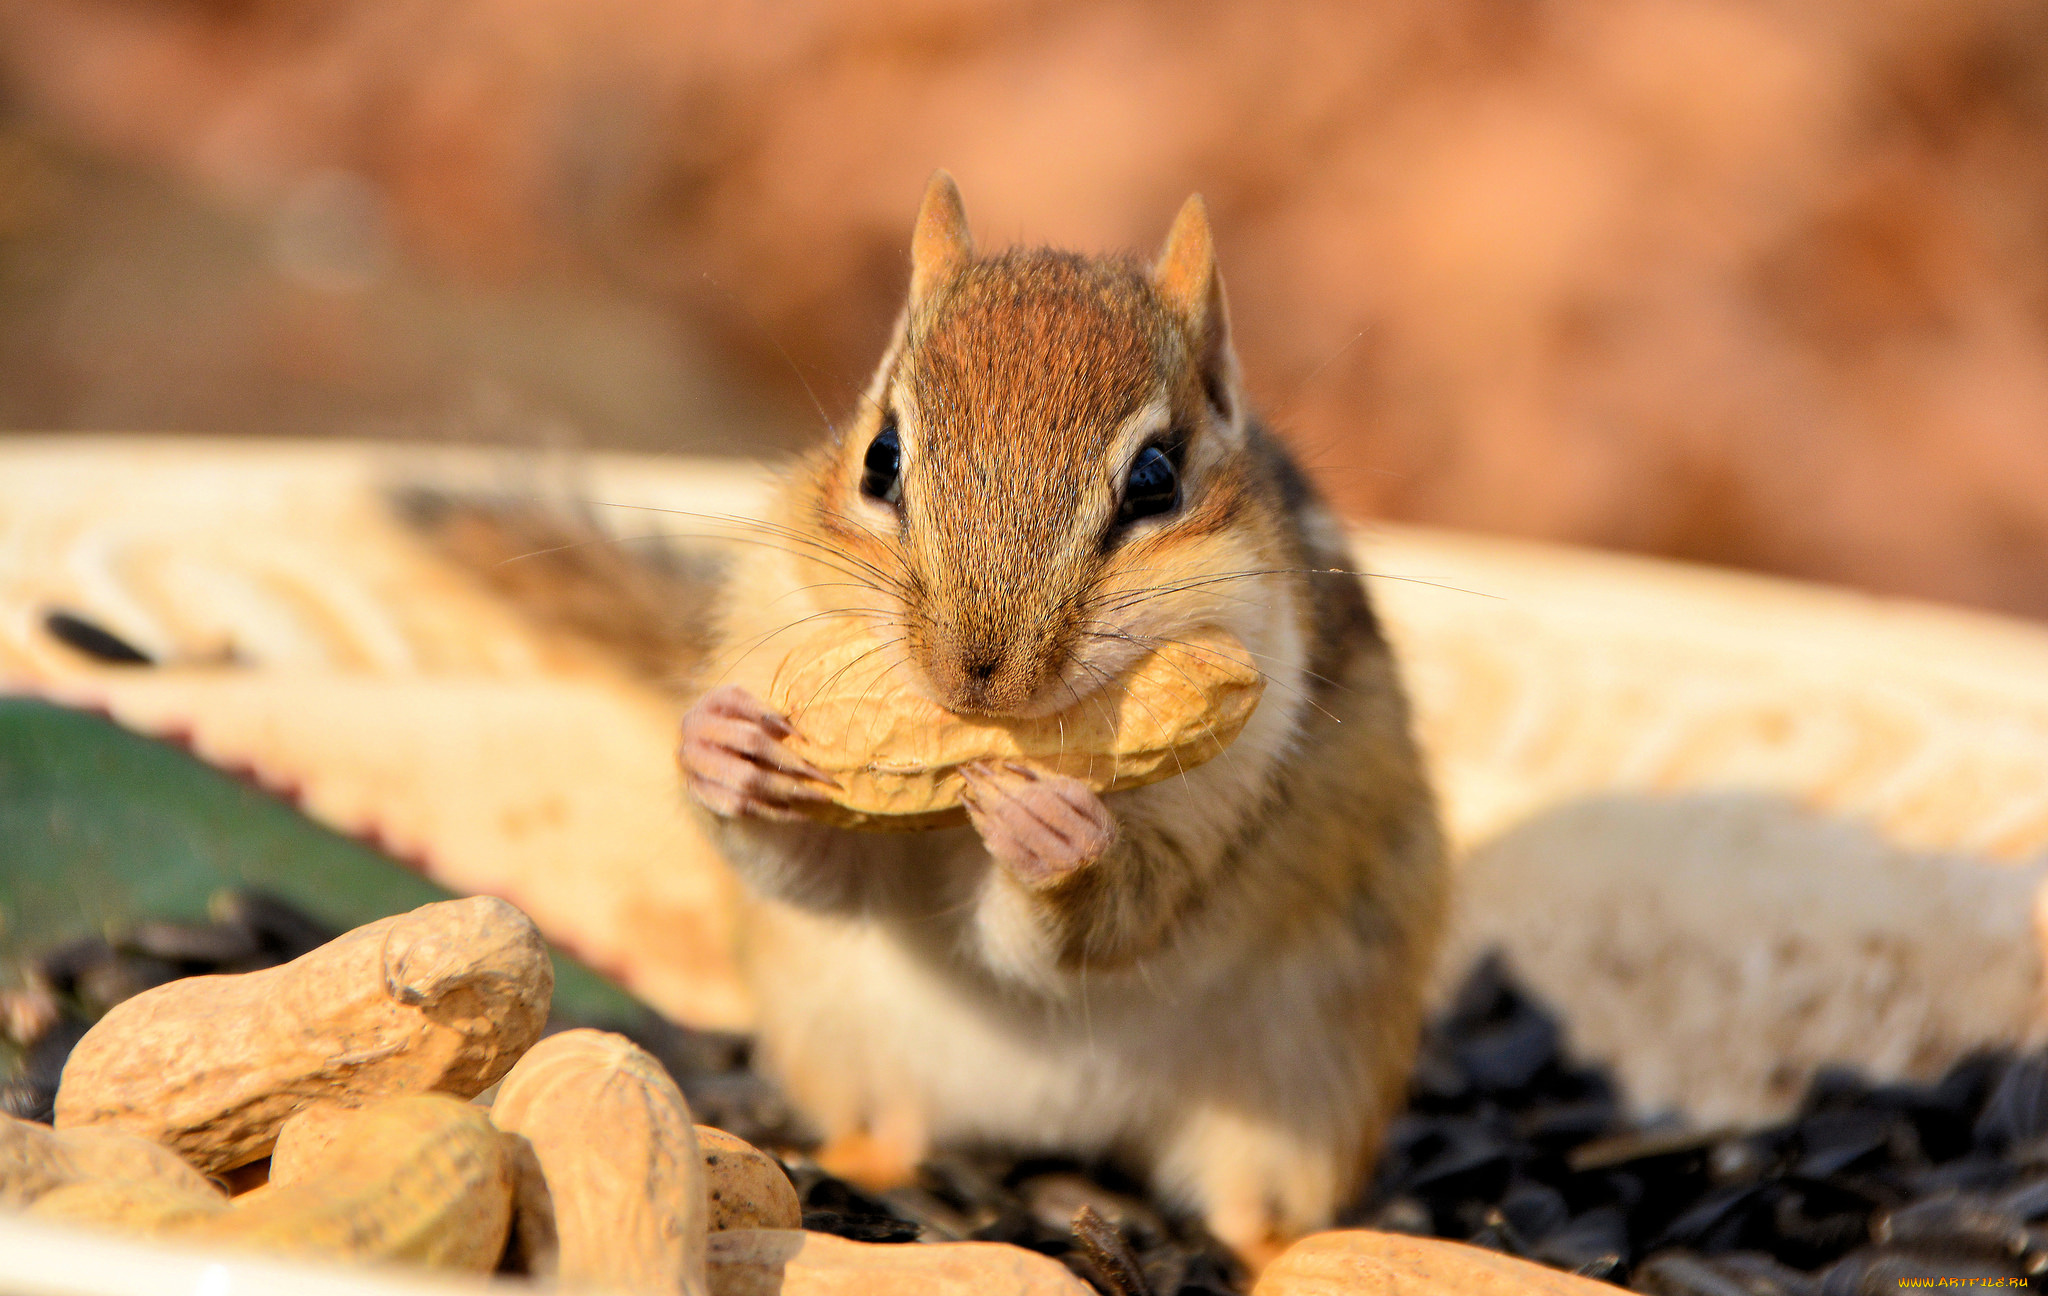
[3,435,2045,1120]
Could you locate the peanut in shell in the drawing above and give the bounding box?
[52,1127,222,1199]
[488,1028,708,1294]
[1,1115,78,1210]
[708,1228,1097,1295]
[697,1125,800,1231]
[54,896,553,1174]
[768,623,1265,828]
[28,1177,229,1233]
[1,1114,219,1210]
[187,1094,514,1271]
[267,1101,359,1187]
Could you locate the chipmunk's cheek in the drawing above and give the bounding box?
[960,762,1114,887]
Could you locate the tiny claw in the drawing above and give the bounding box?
[1001,761,1041,781]
[790,757,842,790]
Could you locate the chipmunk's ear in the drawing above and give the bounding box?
[909,170,973,309]
[1154,194,1239,424]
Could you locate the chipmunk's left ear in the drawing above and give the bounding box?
[909,170,974,310]
[1154,194,1240,425]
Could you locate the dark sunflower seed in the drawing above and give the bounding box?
[42,610,153,665]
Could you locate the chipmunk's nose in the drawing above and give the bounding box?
[918,623,1065,719]
[939,647,1032,716]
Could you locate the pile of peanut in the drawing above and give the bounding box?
[0,897,1095,1294]
[0,895,1647,1296]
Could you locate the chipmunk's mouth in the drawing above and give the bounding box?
[936,637,1171,725]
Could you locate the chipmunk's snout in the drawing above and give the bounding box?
[915,608,1072,719]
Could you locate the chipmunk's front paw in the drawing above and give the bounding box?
[679,684,839,821]
[960,761,1113,887]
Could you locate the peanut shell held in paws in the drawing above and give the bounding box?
[766,623,1263,828]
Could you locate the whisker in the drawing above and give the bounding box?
[1071,651,1210,813]
[794,633,900,714]
[1061,655,1128,790]
[1079,627,1344,729]
[767,581,904,607]
[1294,328,1369,395]
[1085,620,1361,703]
[840,632,913,762]
[1089,564,1502,614]
[742,509,908,590]
[694,269,837,436]
[1095,637,1243,789]
[723,519,909,599]
[573,501,910,598]
[1088,584,1272,621]
[1149,629,1345,727]
[553,522,891,599]
[710,609,907,689]
[485,538,606,568]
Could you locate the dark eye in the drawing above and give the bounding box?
[861,419,902,505]
[1116,444,1179,525]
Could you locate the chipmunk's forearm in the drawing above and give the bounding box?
[696,811,873,912]
[997,811,1212,972]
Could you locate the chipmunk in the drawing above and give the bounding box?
[676,173,1448,1262]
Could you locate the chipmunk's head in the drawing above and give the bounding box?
[808,172,1283,719]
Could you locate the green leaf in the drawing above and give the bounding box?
[0,696,643,1024]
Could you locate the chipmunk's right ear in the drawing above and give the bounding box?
[909,170,973,309]
[1155,194,1241,427]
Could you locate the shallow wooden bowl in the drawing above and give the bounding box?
[2,435,2044,1124]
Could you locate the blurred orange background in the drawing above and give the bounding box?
[1,0,2044,617]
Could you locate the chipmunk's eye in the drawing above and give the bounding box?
[861,419,902,506]
[1116,443,1180,526]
